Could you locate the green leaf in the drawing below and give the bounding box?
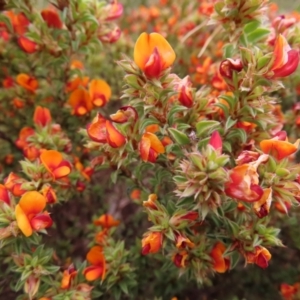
[223,44,234,58]
[243,20,260,34]
[196,120,220,137]
[168,128,190,145]
[224,117,237,132]
[247,28,270,44]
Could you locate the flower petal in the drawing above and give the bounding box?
[15,204,32,237]
[18,191,46,215]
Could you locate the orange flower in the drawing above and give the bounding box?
[145,124,160,133]
[40,150,72,180]
[61,264,77,289]
[244,246,271,269]
[253,188,272,218]
[15,127,35,149]
[13,97,25,108]
[270,35,299,78]
[41,8,63,29]
[18,36,38,53]
[210,242,230,273]
[89,79,111,107]
[139,132,165,162]
[16,74,38,93]
[280,283,299,300]
[134,32,176,78]
[4,173,26,197]
[260,138,299,160]
[42,186,57,204]
[65,76,89,93]
[0,184,10,205]
[141,231,163,255]
[106,120,126,148]
[87,113,107,143]
[110,106,138,123]
[68,88,93,116]
[5,11,29,35]
[130,188,141,201]
[95,229,109,245]
[87,114,126,148]
[94,214,120,228]
[15,191,53,237]
[143,194,158,210]
[83,246,106,281]
[33,106,52,127]
[225,155,269,202]
[175,234,195,249]
[23,146,40,161]
[173,250,189,268]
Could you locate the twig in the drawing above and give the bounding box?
[181,21,209,44]
[197,25,223,58]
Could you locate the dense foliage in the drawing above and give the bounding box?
[0,0,300,299]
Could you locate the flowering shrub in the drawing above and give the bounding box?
[0,0,300,299]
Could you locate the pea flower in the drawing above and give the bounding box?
[93,214,120,228]
[61,264,77,289]
[260,138,299,160]
[141,231,163,255]
[33,106,52,127]
[87,113,126,148]
[244,246,271,269]
[41,8,63,29]
[68,88,93,116]
[270,34,299,78]
[134,32,176,78]
[210,242,230,273]
[83,246,106,281]
[89,79,111,107]
[16,74,38,93]
[139,132,165,162]
[15,191,53,237]
[225,155,269,202]
[0,184,10,205]
[40,150,72,180]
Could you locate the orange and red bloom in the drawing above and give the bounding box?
[68,88,93,116]
[16,74,38,93]
[141,231,163,255]
[94,214,120,228]
[61,264,77,289]
[270,35,299,78]
[89,79,111,107]
[134,32,176,78]
[40,150,71,180]
[33,106,52,127]
[83,246,106,281]
[260,138,299,160]
[225,155,268,202]
[4,172,26,197]
[18,36,38,53]
[87,113,126,148]
[15,191,53,237]
[139,132,165,162]
[210,242,230,273]
[0,184,10,205]
[41,8,63,29]
[244,246,272,269]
